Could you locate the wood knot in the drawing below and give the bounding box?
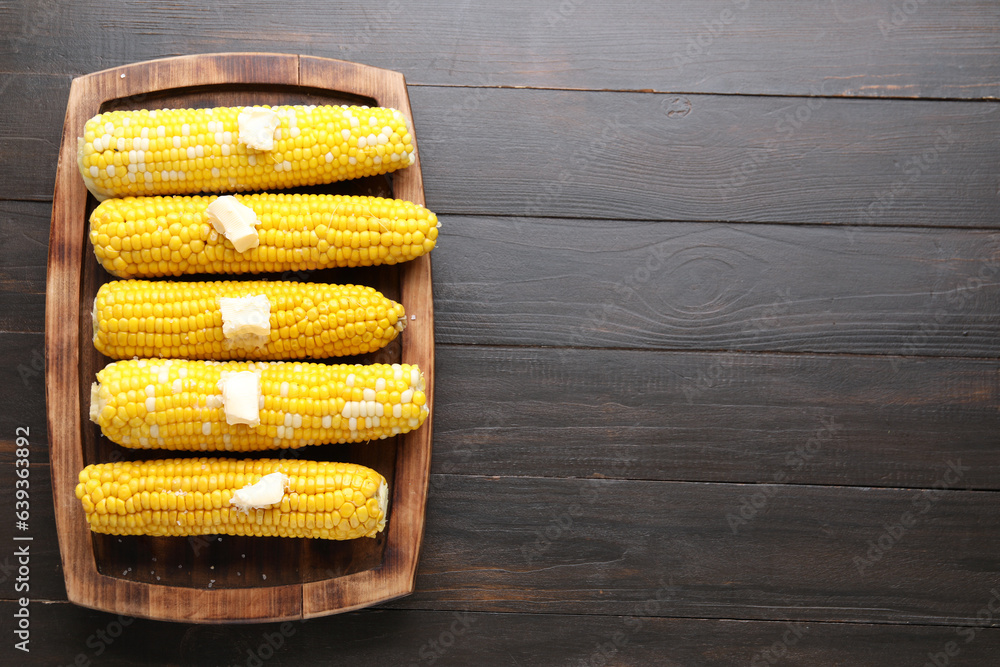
[661,96,692,118]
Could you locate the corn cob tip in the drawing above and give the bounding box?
[78,136,111,201]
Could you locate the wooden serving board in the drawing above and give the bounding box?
[44,53,434,623]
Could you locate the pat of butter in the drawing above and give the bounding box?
[220,294,271,339]
[218,371,261,426]
[206,196,260,253]
[375,479,389,533]
[237,107,280,151]
[230,472,287,512]
[89,382,102,423]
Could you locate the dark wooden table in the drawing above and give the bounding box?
[2,1,999,664]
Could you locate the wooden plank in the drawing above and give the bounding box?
[0,74,69,202]
[0,464,65,602]
[435,218,1000,355]
[0,334,48,465]
[10,334,998,487]
[7,602,1000,666]
[411,87,1000,226]
[7,76,999,228]
[0,202,48,334]
[9,462,1000,625]
[10,207,1000,358]
[2,0,998,98]
[390,475,1000,625]
[13,197,1000,356]
[433,346,1000,489]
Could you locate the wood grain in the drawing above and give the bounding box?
[11,340,1000,489]
[0,334,47,465]
[9,77,999,229]
[8,465,1000,626]
[45,53,434,623]
[0,464,65,601]
[3,1,999,659]
[410,87,1000,227]
[3,0,998,99]
[432,346,1000,489]
[0,201,49,334]
[9,601,1000,666]
[434,217,1000,355]
[392,474,1000,626]
[11,204,1000,357]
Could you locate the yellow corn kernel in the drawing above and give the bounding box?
[78,105,415,200]
[74,458,388,539]
[92,279,405,360]
[89,193,438,277]
[91,359,429,451]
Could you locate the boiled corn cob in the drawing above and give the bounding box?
[89,193,438,277]
[75,458,388,540]
[90,359,429,451]
[78,104,414,200]
[92,279,405,360]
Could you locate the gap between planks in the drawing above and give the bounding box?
[2,70,997,102]
[6,198,1000,233]
[406,82,1000,104]
[12,599,1000,631]
[434,341,1000,364]
[11,461,1000,495]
